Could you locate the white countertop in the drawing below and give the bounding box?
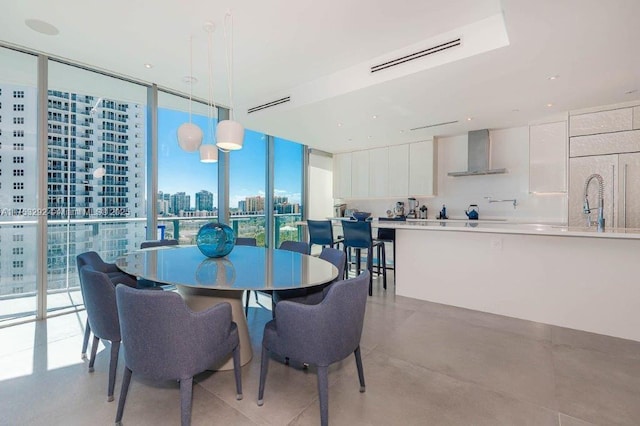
[374,219,640,239]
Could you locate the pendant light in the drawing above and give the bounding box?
[177,36,204,152]
[200,22,219,163]
[216,11,244,151]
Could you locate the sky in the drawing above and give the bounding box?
[157,108,302,209]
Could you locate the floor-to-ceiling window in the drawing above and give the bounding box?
[273,137,304,246]
[229,129,266,245]
[0,47,38,323]
[157,91,218,244]
[46,60,148,315]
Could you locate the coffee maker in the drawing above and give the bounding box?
[333,203,346,218]
[407,197,419,219]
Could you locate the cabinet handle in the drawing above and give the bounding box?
[611,164,615,227]
[623,163,628,228]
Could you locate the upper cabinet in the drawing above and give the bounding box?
[350,150,370,198]
[529,121,567,193]
[409,140,436,196]
[332,140,435,199]
[333,152,352,199]
[388,144,409,196]
[569,107,633,137]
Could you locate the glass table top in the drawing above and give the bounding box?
[115,245,339,291]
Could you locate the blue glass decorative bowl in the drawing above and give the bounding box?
[196,222,236,258]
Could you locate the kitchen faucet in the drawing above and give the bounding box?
[583,173,605,232]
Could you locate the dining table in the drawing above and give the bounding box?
[115,244,339,370]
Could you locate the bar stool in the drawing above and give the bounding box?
[341,220,386,296]
[377,217,403,283]
[307,220,343,251]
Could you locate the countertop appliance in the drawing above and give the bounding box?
[333,203,346,218]
[407,197,419,219]
[465,204,479,220]
[394,201,405,218]
[419,205,428,219]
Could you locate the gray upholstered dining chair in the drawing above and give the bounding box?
[258,271,370,426]
[278,240,311,255]
[140,238,179,249]
[79,265,124,402]
[273,247,346,306]
[115,285,242,426]
[76,251,137,359]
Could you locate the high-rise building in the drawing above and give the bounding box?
[0,84,146,296]
[170,192,190,215]
[245,195,265,213]
[238,200,246,212]
[195,190,214,211]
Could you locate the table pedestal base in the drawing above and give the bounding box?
[177,286,252,371]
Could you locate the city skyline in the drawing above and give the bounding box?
[157,108,303,210]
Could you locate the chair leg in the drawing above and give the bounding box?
[354,346,366,392]
[367,251,373,296]
[81,319,91,359]
[115,367,132,425]
[343,247,349,278]
[356,249,362,275]
[257,345,269,406]
[244,290,251,316]
[381,244,387,290]
[317,365,329,426]
[108,341,120,402]
[232,345,243,400]
[88,335,100,372]
[179,377,193,426]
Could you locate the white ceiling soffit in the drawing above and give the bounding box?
[240,14,508,119]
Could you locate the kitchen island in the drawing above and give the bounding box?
[377,220,640,342]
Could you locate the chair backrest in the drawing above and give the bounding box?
[319,247,346,282]
[77,251,111,274]
[341,220,373,249]
[140,239,179,249]
[377,217,401,241]
[307,220,334,246]
[279,240,310,255]
[236,237,257,246]
[116,285,235,380]
[79,266,121,342]
[276,271,370,366]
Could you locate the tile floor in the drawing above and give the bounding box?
[0,277,639,426]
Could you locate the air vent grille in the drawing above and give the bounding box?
[410,120,458,131]
[247,96,291,114]
[371,38,461,73]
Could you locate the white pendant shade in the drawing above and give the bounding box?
[92,166,106,179]
[199,144,219,163]
[216,120,244,151]
[177,122,203,152]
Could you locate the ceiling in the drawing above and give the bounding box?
[1,0,639,153]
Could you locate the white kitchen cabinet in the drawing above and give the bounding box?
[570,130,640,157]
[569,107,633,137]
[350,150,370,198]
[408,140,436,196]
[333,152,352,199]
[368,147,389,197]
[388,144,409,196]
[529,121,567,193]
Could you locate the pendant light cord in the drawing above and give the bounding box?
[224,12,234,120]
[207,26,216,143]
[188,35,194,123]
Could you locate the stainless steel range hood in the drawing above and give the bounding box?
[447,129,507,177]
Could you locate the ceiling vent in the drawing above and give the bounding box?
[247,96,291,114]
[410,120,458,131]
[371,38,461,73]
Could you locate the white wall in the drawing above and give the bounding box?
[344,125,568,223]
[308,152,334,220]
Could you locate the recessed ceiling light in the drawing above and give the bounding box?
[400,130,404,133]
[25,19,59,36]
[466,117,473,121]
[372,115,377,119]
[144,63,153,69]
[547,75,560,80]
[337,123,343,127]
[367,135,372,139]
[546,103,553,107]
